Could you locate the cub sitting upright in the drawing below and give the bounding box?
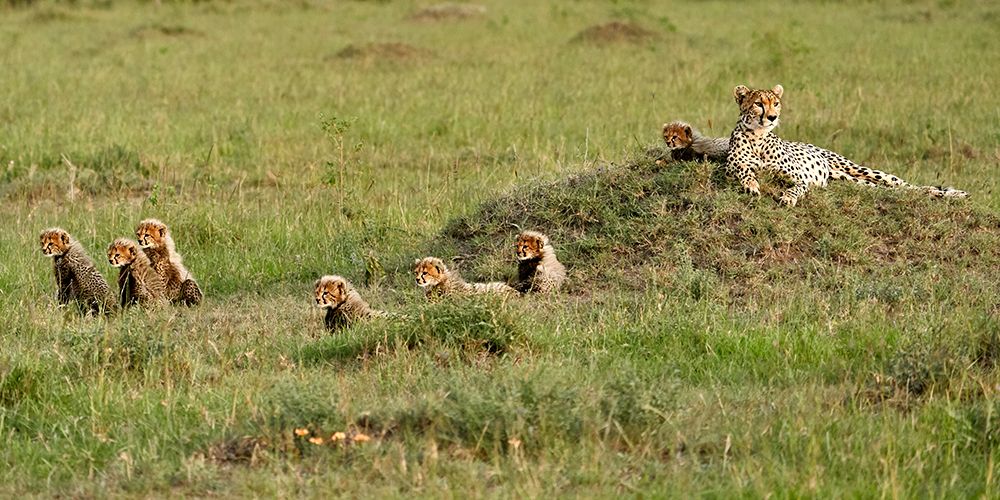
[414,257,518,300]
[513,231,566,294]
[313,275,387,331]
[39,228,114,314]
[108,238,168,308]
[135,218,203,305]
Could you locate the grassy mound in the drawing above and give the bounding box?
[441,150,1000,303]
[409,3,486,21]
[571,21,658,44]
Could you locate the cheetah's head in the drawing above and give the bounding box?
[734,84,783,135]
[39,228,72,257]
[661,121,694,150]
[135,219,169,249]
[107,238,140,268]
[314,275,351,308]
[514,231,549,261]
[413,257,448,288]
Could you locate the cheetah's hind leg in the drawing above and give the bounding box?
[178,279,203,306]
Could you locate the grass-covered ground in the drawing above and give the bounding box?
[2,0,1000,496]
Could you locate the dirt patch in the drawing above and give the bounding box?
[571,21,657,44]
[410,3,486,21]
[334,42,432,62]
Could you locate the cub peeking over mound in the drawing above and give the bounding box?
[39,228,114,315]
[662,121,729,162]
[314,275,387,331]
[108,238,168,308]
[513,231,566,294]
[135,218,203,306]
[414,256,518,300]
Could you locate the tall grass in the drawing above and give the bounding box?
[1,0,999,496]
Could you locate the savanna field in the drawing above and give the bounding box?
[2,0,1000,496]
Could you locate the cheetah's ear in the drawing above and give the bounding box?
[335,280,347,295]
[771,84,784,99]
[60,232,69,245]
[434,262,445,274]
[733,85,751,104]
[683,124,692,137]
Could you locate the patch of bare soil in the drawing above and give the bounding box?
[410,3,486,21]
[571,21,657,44]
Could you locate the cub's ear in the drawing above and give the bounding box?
[733,85,751,104]
[414,258,421,265]
[434,262,445,274]
[313,279,321,289]
[60,232,70,245]
[772,84,784,99]
[683,124,692,136]
[335,281,347,294]
[127,245,135,258]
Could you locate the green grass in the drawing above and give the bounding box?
[2,0,1000,496]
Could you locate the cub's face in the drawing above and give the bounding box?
[662,122,694,150]
[734,84,783,134]
[39,228,71,257]
[107,239,139,267]
[314,276,349,308]
[514,232,546,261]
[135,219,168,248]
[413,257,446,287]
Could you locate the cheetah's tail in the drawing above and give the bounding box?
[828,158,968,199]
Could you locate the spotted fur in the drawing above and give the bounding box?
[414,256,518,300]
[39,228,114,314]
[726,84,968,206]
[313,275,386,331]
[513,231,566,294]
[107,237,168,308]
[662,121,729,162]
[135,219,203,306]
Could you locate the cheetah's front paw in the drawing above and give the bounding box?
[743,179,761,196]
[778,193,798,207]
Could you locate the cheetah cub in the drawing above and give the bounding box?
[414,257,518,300]
[513,231,566,294]
[662,121,729,162]
[107,238,168,308]
[39,228,114,314]
[135,219,203,306]
[314,275,387,331]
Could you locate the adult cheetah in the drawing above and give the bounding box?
[726,84,967,206]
